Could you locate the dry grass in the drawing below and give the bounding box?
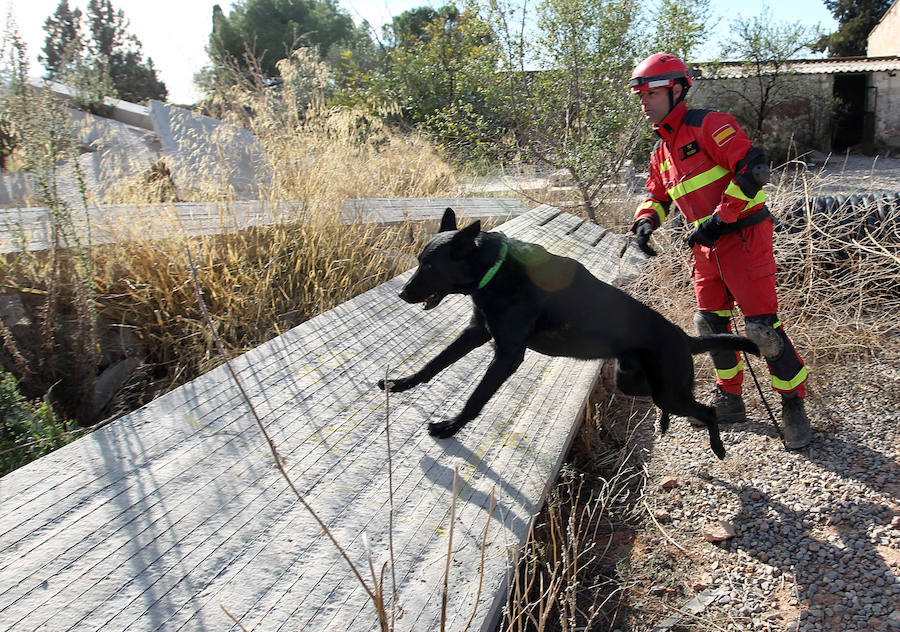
[1,95,468,423]
[625,163,900,368]
[499,376,650,632]
[504,162,900,631]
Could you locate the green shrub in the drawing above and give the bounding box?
[1,370,83,476]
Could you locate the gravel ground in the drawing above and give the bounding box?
[625,346,900,632]
[606,152,900,632]
[794,153,900,194]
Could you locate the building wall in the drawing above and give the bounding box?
[868,1,900,56]
[872,71,900,149]
[690,74,835,156]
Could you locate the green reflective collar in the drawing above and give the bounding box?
[477,233,508,289]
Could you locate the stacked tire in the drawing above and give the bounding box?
[780,192,900,241]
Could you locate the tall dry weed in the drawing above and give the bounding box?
[498,380,648,632]
[3,59,469,422]
[624,161,900,372]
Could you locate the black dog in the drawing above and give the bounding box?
[378,209,759,459]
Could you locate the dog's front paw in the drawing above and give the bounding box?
[428,417,468,438]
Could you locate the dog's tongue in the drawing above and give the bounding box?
[423,294,440,310]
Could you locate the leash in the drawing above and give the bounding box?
[710,245,785,443]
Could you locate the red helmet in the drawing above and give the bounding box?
[629,54,693,94]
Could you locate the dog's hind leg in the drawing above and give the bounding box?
[640,347,727,459]
[654,390,725,459]
[691,402,726,460]
[658,410,670,435]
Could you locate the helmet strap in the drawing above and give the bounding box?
[667,81,689,113]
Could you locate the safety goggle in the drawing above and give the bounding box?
[629,70,692,93]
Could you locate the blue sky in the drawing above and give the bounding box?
[1,0,839,104]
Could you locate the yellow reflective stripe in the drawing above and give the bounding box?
[772,320,782,329]
[724,181,767,209]
[667,165,729,201]
[712,309,732,317]
[772,365,809,391]
[716,362,743,380]
[636,199,667,225]
[691,214,712,228]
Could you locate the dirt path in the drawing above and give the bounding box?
[801,153,900,194]
[620,348,900,632]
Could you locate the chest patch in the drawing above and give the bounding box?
[679,141,700,160]
[713,123,736,146]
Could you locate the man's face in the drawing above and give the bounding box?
[638,87,671,125]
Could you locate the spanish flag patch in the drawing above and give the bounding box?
[713,124,736,146]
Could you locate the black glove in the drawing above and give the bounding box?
[632,219,657,257]
[686,214,725,248]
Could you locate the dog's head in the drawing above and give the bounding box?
[399,208,482,310]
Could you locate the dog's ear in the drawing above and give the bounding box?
[439,208,457,232]
[451,220,481,255]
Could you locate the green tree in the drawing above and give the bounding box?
[84,0,167,102]
[482,0,646,221]
[715,8,819,136]
[39,0,82,79]
[815,0,892,56]
[39,0,167,104]
[206,0,367,79]
[652,0,714,62]
[382,5,497,124]
[387,6,447,48]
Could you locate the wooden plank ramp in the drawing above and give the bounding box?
[0,206,646,632]
[0,198,527,254]
[340,197,527,226]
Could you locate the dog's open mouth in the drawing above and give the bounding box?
[423,293,442,310]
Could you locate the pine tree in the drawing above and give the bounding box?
[39,0,83,79]
[81,0,167,102]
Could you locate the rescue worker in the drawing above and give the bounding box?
[628,53,811,449]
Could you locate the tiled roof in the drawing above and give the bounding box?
[698,56,900,79]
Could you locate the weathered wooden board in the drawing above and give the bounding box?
[0,206,646,632]
[0,198,528,254]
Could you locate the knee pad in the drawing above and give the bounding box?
[745,314,784,359]
[695,310,730,336]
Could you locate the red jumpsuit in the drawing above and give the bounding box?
[632,101,808,397]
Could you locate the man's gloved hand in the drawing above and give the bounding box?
[685,214,725,248]
[632,219,657,257]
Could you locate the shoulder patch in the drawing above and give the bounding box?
[684,109,712,126]
[712,123,736,146]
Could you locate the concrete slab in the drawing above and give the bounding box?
[10,83,272,207]
[27,79,154,130]
[147,101,271,199]
[0,206,647,632]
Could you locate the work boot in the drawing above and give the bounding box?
[690,387,746,426]
[781,392,812,449]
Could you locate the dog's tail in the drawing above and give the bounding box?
[689,334,760,356]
